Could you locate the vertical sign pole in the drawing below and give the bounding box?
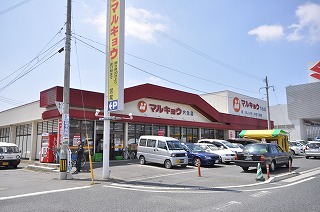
[102,0,125,179]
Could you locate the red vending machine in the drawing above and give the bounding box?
[40,133,57,163]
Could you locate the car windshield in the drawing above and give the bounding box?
[243,144,268,154]
[207,144,219,151]
[308,143,320,148]
[187,145,205,152]
[166,140,184,150]
[222,142,239,148]
[0,146,19,153]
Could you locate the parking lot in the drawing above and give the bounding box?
[56,154,318,188]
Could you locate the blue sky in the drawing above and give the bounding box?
[0,0,319,112]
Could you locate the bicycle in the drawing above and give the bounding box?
[121,148,136,160]
[70,151,86,168]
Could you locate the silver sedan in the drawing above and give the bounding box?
[305,141,320,159]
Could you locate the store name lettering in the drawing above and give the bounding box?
[149,104,193,116]
[240,100,266,111]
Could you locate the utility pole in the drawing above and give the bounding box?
[260,76,274,130]
[60,0,72,180]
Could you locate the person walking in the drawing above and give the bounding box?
[73,140,84,174]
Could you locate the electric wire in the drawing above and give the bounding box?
[1,25,65,85]
[126,12,264,82]
[0,47,64,92]
[72,34,264,97]
[72,12,89,137]
[73,34,264,100]
[0,96,24,105]
[0,0,31,16]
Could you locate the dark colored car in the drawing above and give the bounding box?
[181,143,220,166]
[234,143,292,172]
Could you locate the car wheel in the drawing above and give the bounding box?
[270,160,276,172]
[193,158,200,166]
[289,149,295,155]
[242,167,249,171]
[305,156,309,159]
[164,160,172,169]
[139,156,146,165]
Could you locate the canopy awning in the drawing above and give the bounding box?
[239,129,288,139]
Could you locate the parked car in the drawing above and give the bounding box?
[198,139,243,153]
[289,141,305,155]
[234,143,245,150]
[181,143,220,167]
[197,143,235,164]
[305,141,320,159]
[137,136,188,169]
[226,138,259,146]
[234,143,292,172]
[0,142,21,168]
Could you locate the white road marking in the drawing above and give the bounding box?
[250,190,271,197]
[0,186,91,201]
[214,201,241,210]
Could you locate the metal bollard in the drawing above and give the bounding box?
[198,158,201,177]
[266,163,270,180]
[289,159,292,173]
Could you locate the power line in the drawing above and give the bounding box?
[0,96,24,105]
[0,37,65,84]
[73,34,264,100]
[126,12,264,82]
[73,34,264,97]
[0,0,31,16]
[0,47,64,92]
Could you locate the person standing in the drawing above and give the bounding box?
[73,140,84,174]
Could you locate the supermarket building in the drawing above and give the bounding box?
[0,83,270,161]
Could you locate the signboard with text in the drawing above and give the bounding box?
[106,0,124,111]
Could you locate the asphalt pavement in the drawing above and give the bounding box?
[20,158,301,189]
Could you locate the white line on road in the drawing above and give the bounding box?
[250,190,271,197]
[213,201,241,210]
[282,169,320,183]
[0,186,91,201]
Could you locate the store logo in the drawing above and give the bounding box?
[310,61,320,81]
[138,101,147,113]
[233,97,240,112]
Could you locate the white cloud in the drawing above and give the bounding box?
[287,2,320,43]
[84,7,169,44]
[125,7,169,44]
[248,24,284,42]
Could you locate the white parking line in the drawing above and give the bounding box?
[0,186,91,201]
[282,169,320,183]
[250,190,271,197]
[213,201,241,210]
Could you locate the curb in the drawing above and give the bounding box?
[26,164,56,172]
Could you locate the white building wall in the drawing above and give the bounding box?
[201,91,228,113]
[201,90,267,120]
[0,101,45,126]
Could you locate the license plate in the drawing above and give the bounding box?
[215,160,219,163]
[2,162,9,166]
[176,159,183,164]
[245,156,252,160]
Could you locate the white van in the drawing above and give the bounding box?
[137,136,188,169]
[0,142,21,168]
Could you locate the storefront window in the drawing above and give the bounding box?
[170,126,181,139]
[186,127,198,143]
[201,128,215,139]
[215,130,224,139]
